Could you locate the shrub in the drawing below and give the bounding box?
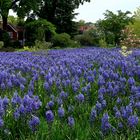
[0,41,4,49]
[74,34,93,46]
[99,39,108,48]
[74,30,100,46]
[69,40,80,48]
[33,40,52,50]
[17,40,52,52]
[30,40,51,51]
[108,44,115,48]
[1,32,11,47]
[26,19,56,44]
[120,27,140,48]
[11,40,21,48]
[51,33,77,48]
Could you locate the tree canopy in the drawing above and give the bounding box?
[95,10,133,45]
[0,0,40,30]
[0,0,91,35]
[35,0,91,35]
[25,19,56,42]
[128,7,140,38]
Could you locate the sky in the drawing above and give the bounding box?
[9,0,140,23]
[74,0,140,22]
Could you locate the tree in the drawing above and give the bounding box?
[95,10,133,45]
[128,7,140,38]
[78,20,86,27]
[0,0,40,30]
[0,0,12,30]
[25,19,56,44]
[134,7,140,20]
[120,27,140,48]
[36,0,91,35]
[8,15,18,25]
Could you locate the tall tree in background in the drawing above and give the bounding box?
[96,10,133,45]
[0,0,12,30]
[128,7,140,38]
[134,7,140,20]
[0,0,40,30]
[36,0,90,35]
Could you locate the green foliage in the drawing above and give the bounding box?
[0,0,12,17]
[128,7,140,38]
[120,27,140,48]
[134,7,140,20]
[0,0,12,29]
[0,41,4,49]
[99,39,108,48]
[108,44,115,48]
[74,34,94,46]
[36,0,91,35]
[95,10,133,45]
[11,40,21,48]
[129,20,140,38]
[1,31,11,47]
[51,33,71,48]
[25,19,56,45]
[52,33,79,48]
[8,15,18,25]
[0,0,40,30]
[8,16,25,26]
[18,40,51,52]
[77,20,86,27]
[74,29,102,46]
[33,40,52,50]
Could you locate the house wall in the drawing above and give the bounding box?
[7,26,18,40]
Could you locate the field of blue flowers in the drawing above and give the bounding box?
[0,47,140,139]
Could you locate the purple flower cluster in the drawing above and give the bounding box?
[0,47,139,136]
[101,113,111,134]
[0,97,9,127]
[12,93,42,121]
[29,115,40,131]
[45,110,54,123]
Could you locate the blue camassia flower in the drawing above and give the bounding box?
[68,116,75,127]
[58,107,65,118]
[127,115,138,129]
[29,116,40,131]
[101,113,111,134]
[45,110,54,123]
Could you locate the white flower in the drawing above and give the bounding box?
[120,46,132,57]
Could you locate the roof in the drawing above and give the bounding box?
[7,24,17,32]
[0,21,24,32]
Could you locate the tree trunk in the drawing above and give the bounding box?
[47,0,58,23]
[2,16,8,31]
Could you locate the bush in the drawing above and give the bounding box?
[120,27,140,48]
[17,40,52,52]
[0,41,4,49]
[0,47,15,52]
[52,33,70,48]
[74,34,94,46]
[74,30,101,46]
[70,40,80,48]
[51,33,79,48]
[108,44,115,48]
[1,32,11,47]
[25,19,56,44]
[99,39,108,48]
[33,40,52,50]
[11,40,21,48]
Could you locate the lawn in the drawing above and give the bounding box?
[0,47,140,139]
